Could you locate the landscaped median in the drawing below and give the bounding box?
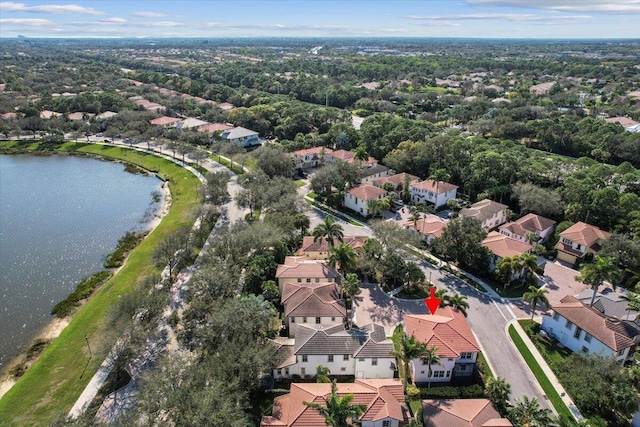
[507,322,578,422]
[0,142,202,426]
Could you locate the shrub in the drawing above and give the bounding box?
[51,271,112,317]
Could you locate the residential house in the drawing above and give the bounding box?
[296,235,368,260]
[271,323,395,380]
[275,256,340,292]
[541,295,639,364]
[575,288,639,322]
[604,116,640,132]
[39,110,63,119]
[410,180,458,208]
[404,215,447,245]
[177,117,209,131]
[149,116,181,127]
[344,185,387,217]
[221,126,260,147]
[358,164,392,185]
[260,379,409,427]
[374,172,420,192]
[281,282,345,337]
[292,146,333,169]
[404,308,481,383]
[554,221,611,265]
[499,213,556,244]
[67,112,94,121]
[422,399,512,427]
[481,231,534,272]
[459,199,508,230]
[197,122,233,133]
[95,111,117,120]
[327,149,378,167]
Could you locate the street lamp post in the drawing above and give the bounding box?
[85,334,92,359]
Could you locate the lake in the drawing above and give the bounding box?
[0,154,163,366]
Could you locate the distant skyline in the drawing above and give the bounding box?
[1,0,639,39]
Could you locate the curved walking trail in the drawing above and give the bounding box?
[68,141,246,422]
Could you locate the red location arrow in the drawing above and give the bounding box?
[424,287,441,315]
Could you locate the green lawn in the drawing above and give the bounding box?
[518,320,572,365]
[0,144,201,426]
[508,324,573,421]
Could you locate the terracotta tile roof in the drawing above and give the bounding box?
[293,146,333,157]
[281,282,346,318]
[197,122,233,133]
[404,308,480,358]
[558,221,611,247]
[179,117,209,129]
[67,112,94,121]
[459,199,508,223]
[549,295,638,351]
[261,379,407,427]
[149,116,181,126]
[1,112,17,120]
[411,179,458,194]
[218,102,234,110]
[374,172,420,188]
[605,116,639,128]
[296,235,367,256]
[422,399,512,427]
[40,110,62,119]
[347,185,387,201]
[95,111,117,119]
[404,215,447,239]
[481,231,533,259]
[330,149,355,161]
[500,213,555,237]
[276,257,339,280]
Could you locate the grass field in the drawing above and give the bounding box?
[508,324,573,421]
[0,143,202,426]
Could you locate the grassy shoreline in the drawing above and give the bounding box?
[0,142,202,426]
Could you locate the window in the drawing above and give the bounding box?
[297,278,302,283]
[302,355,308,362]
[565,319,573,330]
[372,358,378,366]
[328,355,334,362]
[459,365,467,371]
[584,333,592,343]
[301,367,306,376]
[343,355,349,361]
[302,317,307,323]
[562,237,572,245]
[340,367,346,372]
[358,357,365,362]
[573,327,582,339]
[552,312,560,321]
[460,352,473,359]
[582,346,589,353]
[446,371,451,377]
[383,421,391,427]
[618,349,626,356]
[315,278,320,283]
[306,278,311,283]
[422,359,428,365]
[332,317,336,322]
[432,371,445,378]
[315,317,321,324]
[285,368,289,375]
[277,369,282,375]
[328,278,333,283]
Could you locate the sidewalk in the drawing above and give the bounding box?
[508,319,583,422]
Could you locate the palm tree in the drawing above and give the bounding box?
[367,199,381,218]
[421,346,442,390]
[443,293,470,317]
[485,377,511,413]
[516,253,541,287]
[522,286,550,321]
[353,145,370,162]
[294,213,311,236]
[392,334,428,390]
[428,168,450,209]
[507,395,552,427]
[342,273,361,306]
[312,217,344,248]
[316,365,331,383]
[409,209,422,228]
[496,256,517,289]
[575,255,621,307]
[377,197,391,213]
[329,243,358,275]
[304,380,367,427]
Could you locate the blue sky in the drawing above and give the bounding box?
[1,0,639,39]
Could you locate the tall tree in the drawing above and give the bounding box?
[428,168,451,208]
[496,256,516,289]
[517,253,541,286]
[522,286,550,321]
[316,365,331,383]
[575,255,621,307]
[507,396,552,427]
[393,334,428,390]
[312,216,344,248]
[303,380,367,427]
[342,273,361,303]
[329,243,358,275]
[422,346,442,390]
[485,377,511,414]
[443,293,470,317]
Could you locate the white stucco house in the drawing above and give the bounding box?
[410,180,458,208]
[541,295,639,364]
[344,185,387,217]
[404,308,480,383]
[275,256,340,292]
[459,199,508,230]
[499,213,556,243]
[281,282,345,337]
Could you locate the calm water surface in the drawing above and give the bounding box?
[0,154,163,366]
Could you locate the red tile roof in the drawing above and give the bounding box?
[404,308,480,358]
[422,399,512,427]
[281,282,345,318]
[548,295,638,351]
[481,231,533,259]
[296,235,367,256]
[348,185,387,201]
[197,122,233,133]
[558,221,610,247]
[404,215,447,239]
[374,172,420,188]
[260,379,407,427]
[500,213,556,237]
[411,179,458,194]
[293,146,333,157]
[149,116,180,126]
[276,257,339,280]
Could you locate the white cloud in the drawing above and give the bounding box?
[0,18,53,26]
[0,2,104,15]
[408,13,589,22]
[99,17,127,24]
[150,21,181,27]
[466,0,640,13]
[132,11,167,18]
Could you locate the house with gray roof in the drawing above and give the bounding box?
[221,126,260,147]
[459,199,509,230]
[271,323,395,380]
